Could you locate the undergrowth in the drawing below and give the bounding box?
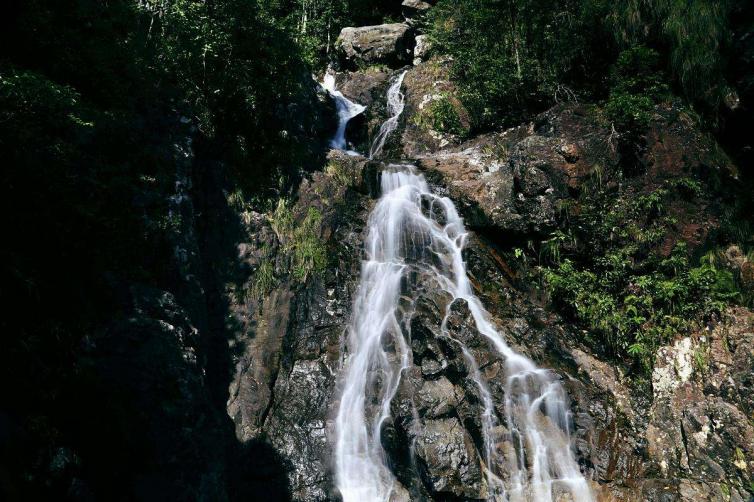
[270,200,328,283]
[413,94,468,137]
[536,174,746,372]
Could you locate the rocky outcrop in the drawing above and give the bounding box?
[401,58,471,155]
[332,67,395,152]
[225,151,373,499]
[415,104,614,235]
[402,0,433,21]
[337,23,414,69]
[644,309,754,500]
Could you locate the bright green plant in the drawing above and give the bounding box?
[540,177,742,372]
[251,260,277,299]
[420,95,468,137]
[291,207,328,281]
[605,47,669,132]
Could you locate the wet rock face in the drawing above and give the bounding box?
[386,294,490,500]
[413,104,617,236]
[333,68,394,152]
[230,150,754,501]
[337,23,415,69]
[414,417,482,497]
[225,151,372,500]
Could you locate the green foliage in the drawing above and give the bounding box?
[605,0,733,114]
[429,0,603,131]
[155,0,329,190]
[605,47,669,132]
[692,342,710,375]
[541,178,742,372]
[414,94,468,137]
[270,199,295,239]
[428,0,743,132]
[291,207,328,281]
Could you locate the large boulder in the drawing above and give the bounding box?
[417,130,566,235]
[402,0,433,22]
[337,23,414,69]
[333,67,394,152]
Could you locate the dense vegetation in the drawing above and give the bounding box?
[428,0,753,374]
[538,177,749,372]
[430,0,753,143]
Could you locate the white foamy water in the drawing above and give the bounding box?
[321,69,366,154]
[369,71,407,160]
[334,73,593,502]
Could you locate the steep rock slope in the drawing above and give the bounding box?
[231,39,753,502]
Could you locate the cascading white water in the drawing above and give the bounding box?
[321,69,366,153]
[334,73,593,502]
[369,71,407,160]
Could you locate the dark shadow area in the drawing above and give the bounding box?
[229,440,292,502]
[0,1,311,499]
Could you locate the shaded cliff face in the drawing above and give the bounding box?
[228,48,753,501]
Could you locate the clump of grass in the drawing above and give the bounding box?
[250,260,277,299]
[268,201,328,283]
[291,207,328,281]
[325,159,359,187]
[270,198,294,240]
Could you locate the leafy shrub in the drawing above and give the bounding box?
[604,47,669,173]
[540,178,742,372]
[414,94,468,137]
[429,0,599,132]
[605,47,669,130]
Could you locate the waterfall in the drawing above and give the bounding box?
[321,69,366,153]
[334,75,593,502]
[369,71,407,160]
